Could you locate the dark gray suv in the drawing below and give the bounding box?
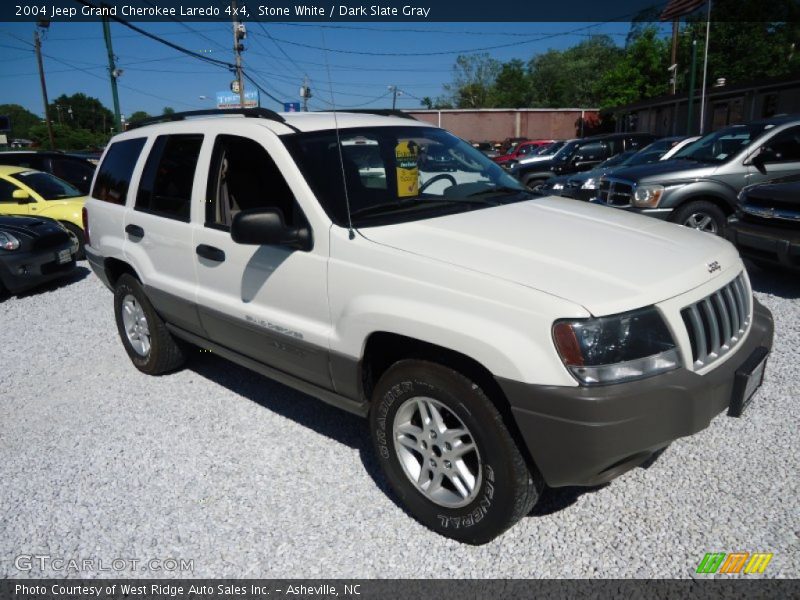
[593,115,800,235]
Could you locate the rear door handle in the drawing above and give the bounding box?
[125,224,144,238]
[196,244,226,262]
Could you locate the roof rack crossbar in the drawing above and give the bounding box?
[127,108,298,131]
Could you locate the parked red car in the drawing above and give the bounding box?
[492,140,555,165]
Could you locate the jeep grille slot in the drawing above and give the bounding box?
[680,273,751,369]
[597,178,633,206]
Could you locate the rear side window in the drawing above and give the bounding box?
[135,134,203,222]
[52,159,94,187]
[92,138,146,204]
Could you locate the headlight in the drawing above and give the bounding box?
[633,184,665,208]
[505,160,518,171]
[581,178,597,190]
[0,231,20,251]
[551,181,565,190]
[552,307,680,385]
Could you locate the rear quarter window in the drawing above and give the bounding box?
[92,138,146,204]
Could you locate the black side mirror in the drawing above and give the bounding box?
[751,152,767,175]
[231,208,312,251]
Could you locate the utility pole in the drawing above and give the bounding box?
[33,25,55,150]
[102,14,122,131]
[669,19,679,95]
[687,37,698,135]
[389,85,400,110]
[698,0,712,135]
[232,0,246,108]
[300,77,311,112]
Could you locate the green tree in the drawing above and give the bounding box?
[528,36,622,107]
[597,26,670,108]
[489,59,532,108]
[0,104,42,140]
[444,53,501,108]
[48,93,113,133]
[128,110,150,123]
[162,106,175,115]
[29,123,107,150]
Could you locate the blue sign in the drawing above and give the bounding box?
[216,89,259,109]
[284,102,301,112]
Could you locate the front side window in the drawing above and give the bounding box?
[205,135,303,229]
[12,171,81,200]
[283,126,531,227]
[135,134,203,221]
[759,126,800,163]
[92,138,146,204]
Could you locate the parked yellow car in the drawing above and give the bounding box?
[0,165,88,258]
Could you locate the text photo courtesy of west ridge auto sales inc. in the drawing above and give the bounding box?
[0,0,798,596]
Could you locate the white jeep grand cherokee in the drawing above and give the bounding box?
[84,109,773,544]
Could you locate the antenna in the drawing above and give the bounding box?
[322,30,355,240]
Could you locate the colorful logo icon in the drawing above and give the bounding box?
[696,552,773,574]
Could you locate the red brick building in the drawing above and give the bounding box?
[404,108,601,143]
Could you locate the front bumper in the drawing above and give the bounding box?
[0,244,76,294]
[727,219,800,270]
[499,299,774,488]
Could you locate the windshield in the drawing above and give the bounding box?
[552,141,579,161]
[283,126,532,227]
[623,150,665,167]
[535,141,561,156]
[673,124,772,164]
[13,171,82,200]
[598,151,636,169]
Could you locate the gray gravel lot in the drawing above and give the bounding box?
[0,264,798,579]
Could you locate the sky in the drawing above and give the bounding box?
[0,20,664,119]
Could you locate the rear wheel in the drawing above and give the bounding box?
[113,274,185,375]
[370,359,542,544]
[61,222,85,260]
[672,200,727,236]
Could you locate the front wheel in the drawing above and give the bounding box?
[523,176,547,192]
[672,200,727,236]
[370,360,542,544]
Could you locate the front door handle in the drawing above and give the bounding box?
[196,244,226,262]
[125,224,144,238]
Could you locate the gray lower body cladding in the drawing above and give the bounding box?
[498,299,774,488]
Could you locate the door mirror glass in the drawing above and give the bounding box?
[231,207,312,251]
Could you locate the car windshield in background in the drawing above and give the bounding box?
[673,124,771,164]
[622,150,665,167]
[535,141,561,155]
[283,126,532,227]
[14,171,83,200]
[552,141,579,161]
[598,151,637,168]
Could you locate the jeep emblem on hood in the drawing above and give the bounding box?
[707,261,721,273]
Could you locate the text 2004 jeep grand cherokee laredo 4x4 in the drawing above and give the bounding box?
[84,108,773,544]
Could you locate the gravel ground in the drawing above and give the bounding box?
[0,263,798,579]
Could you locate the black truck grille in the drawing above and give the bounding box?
[597,178,634,206]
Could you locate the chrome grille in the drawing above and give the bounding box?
[597,177,634,206]
[681,273,751,369]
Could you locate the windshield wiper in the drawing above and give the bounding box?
[468,185,528,197]
[350,196,503,219]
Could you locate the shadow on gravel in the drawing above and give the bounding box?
[746,261,800,299]
[8,265,91,299]
[529,485,608,516]
[187,352,404,508]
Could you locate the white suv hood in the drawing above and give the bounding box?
[360,197,741,316]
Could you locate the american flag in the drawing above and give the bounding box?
[660,0,708,20]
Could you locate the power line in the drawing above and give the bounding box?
[270,22,629,38]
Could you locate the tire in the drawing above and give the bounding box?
[370,359,542,544]
[671,200,727,236]
[61,222,86,260]
[113,274,185,375]
[523,176,547,191]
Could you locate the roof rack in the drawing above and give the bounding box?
[314,109,417,121]
[127,108,300,132]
